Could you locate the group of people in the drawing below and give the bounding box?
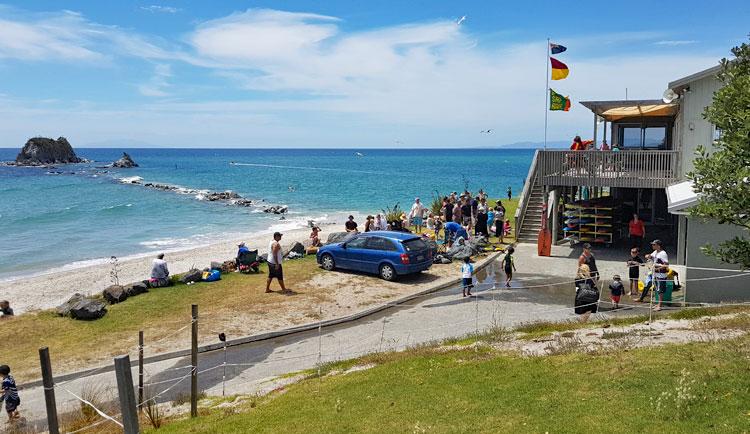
[438,190,512,242]
[574,238,671,322]
[339,189,514,248]
[570,135,621,152]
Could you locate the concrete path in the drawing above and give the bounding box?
[17,257,657,432]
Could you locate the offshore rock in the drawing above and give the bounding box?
[111,152,139,168]
[15,137,82,165]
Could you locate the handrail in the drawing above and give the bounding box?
[536,150,680,188]
[514,149,540,239]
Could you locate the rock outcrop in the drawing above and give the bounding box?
[15,137,82,165]
[111,152,138,168]
[56,293,107,320]
[102,285,128,304]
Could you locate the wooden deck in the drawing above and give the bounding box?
[537,150,680,188]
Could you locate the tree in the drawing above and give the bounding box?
[688,38,750,268]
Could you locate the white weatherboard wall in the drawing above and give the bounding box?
[673,74,722,176]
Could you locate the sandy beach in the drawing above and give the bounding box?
[0,226,319,315]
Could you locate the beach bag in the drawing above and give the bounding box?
[202,269,221,282]
[575,282,598,305]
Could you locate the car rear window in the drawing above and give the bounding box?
[402,238,428,252]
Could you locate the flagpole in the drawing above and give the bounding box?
[544,37,549,150]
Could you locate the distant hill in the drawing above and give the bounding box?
[493,140,570,149]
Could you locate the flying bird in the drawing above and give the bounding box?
[457,15,467,25]
[480,129,493,134]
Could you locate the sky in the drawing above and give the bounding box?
[0,1,748,148]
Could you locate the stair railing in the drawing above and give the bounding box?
[514,149,540,239]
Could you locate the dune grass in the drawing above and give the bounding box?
[3,256,324,381]
[152,320,750,433]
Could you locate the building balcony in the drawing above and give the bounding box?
[537,150,680,189]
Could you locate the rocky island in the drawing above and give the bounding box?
[110,152,139,168]
[15,136,83,165]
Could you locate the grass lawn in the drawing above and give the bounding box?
[153,315,750,433]
[4,256,324,381]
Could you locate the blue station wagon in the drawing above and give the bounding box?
[316,231,433,281]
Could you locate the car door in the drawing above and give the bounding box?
[363,236,397,274]
[338,236,368,270]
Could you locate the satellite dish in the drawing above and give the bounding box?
[662,89,679,104]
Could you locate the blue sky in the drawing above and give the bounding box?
[0,1,747,148]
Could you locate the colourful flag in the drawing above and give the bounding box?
[550,43,567,54]
[550,57,569,80]
[549,89,571,111]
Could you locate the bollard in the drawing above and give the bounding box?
[38,347,59,434]
[191,304,198,418]
[114,355,140,434]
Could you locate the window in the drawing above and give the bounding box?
[644,127,666,149]
[621,127,642,148]
[402,238,429,252]
[345,237,368,248]
[618,124,670,149]
[366,237,397,251]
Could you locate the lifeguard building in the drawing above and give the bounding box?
[515,64,749,302]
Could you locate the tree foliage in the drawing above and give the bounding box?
[688,38,750,268]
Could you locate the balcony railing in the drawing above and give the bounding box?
[537,150,680,188]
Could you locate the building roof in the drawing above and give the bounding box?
[668,64,721,92]
[579,100,678,121]
[666,180,698,215]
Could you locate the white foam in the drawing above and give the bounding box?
[118,176,143,184]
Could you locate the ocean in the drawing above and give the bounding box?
[0,148,533,279]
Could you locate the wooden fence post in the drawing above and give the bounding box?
[138,330,144,410]
[38,347,59,434]
[114,355,140,434]
[191,304,198,418]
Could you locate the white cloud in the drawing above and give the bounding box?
[140,5,181,14]
[138,63,173,97]
[0,7,728,147]
[654,40,698,46]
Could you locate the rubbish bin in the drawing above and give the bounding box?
[656,281,674,303]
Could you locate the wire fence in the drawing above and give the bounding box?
[19,258,750,434]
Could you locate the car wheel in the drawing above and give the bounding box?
[321,254,335,271]
[379,263,396,281]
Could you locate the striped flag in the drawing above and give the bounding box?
[550,57,569,80]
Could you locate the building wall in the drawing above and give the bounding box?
[684,219,750,303]
[674,75,723,176]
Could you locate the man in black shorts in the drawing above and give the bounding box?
[265,232,288,293]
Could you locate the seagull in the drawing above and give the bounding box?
[457,15,467,26]
[480,129,493,134]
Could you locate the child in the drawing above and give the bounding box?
[502,246,516,287]
[626,248,644,297]
[461,257,474,297]
[609,275,624,309]
[503,220,512,237]
[0,365,20,422]
[0,300,13,318]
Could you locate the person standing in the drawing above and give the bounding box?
[461,257,474,297]
[409,198,425,233]
[461,197,473,228]
[574,264,598,322]
[578,243,599,281]
[645,239,669,311]
[502,246,516,287]
[452,201,462,224]
[442,197,452,225]
[0,365,20,423]
[364,215,374,232]
[374,214,387,231]
[609,275,624,309]
[628,214,646,250]
[506,186,512,200]
[265,232,288,293]
[626,247,644,297]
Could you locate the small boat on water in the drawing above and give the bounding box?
[355,152,364,157]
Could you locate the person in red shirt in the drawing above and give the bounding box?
[628,213,645,250]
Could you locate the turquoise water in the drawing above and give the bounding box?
[0,148,533,278]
